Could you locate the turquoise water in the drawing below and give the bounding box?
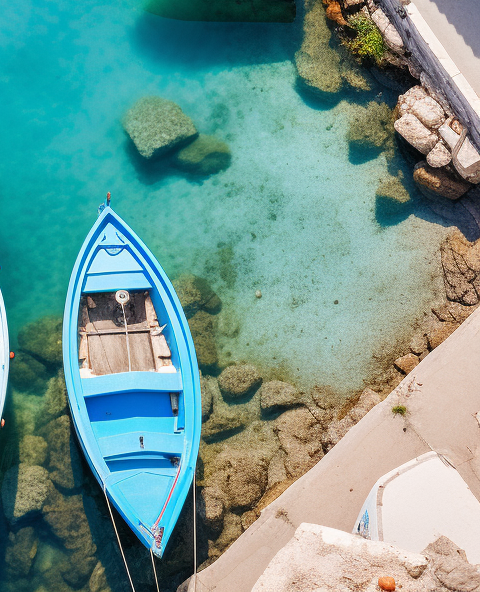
[0,0,448,394]
[0,0,456,589]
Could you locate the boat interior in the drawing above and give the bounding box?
[77,289,185,492]
[78,290,175,376]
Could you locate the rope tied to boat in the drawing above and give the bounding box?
[150,549,161,592]
[103,484,137,592]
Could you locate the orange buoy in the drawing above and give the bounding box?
[378,577,395,591]
[9,351,14,359]
[1,418,5,428]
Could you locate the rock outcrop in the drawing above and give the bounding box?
[441,230,480,305]
[122,96,197,159]
[260,380,300,411]
[413,161,471,200]
[251,523,434,591]
[188,310,218,369]
[394,113,438,154]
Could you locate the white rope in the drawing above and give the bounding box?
[193,467,197,592]
[150,549,161,592]
[121,302,132,372]
[103,485,137,592]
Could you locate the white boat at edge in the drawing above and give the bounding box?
[353,451,480,563]
[0,288,9,422]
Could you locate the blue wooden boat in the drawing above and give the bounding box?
[0,289,9,423]
[63,199,201,557]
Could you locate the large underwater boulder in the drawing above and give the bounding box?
[173,134,231,176]
[17,315,63,367]
[218,364,262,399]
[375,171,412,216]
[145,0,295,22]
[413,161,471,200]
[9,351,49,394]
[122,96,197,159]
[1,464,51,525]
[173,274,221,319]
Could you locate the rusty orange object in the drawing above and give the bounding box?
[378,577,395,591]
[9,351,14,359]
[1,418,5,428]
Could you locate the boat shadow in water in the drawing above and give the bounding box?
[130,13,300,73]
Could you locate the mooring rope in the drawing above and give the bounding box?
[121,301,132,373]
[193,467,197,592]
[150,549,161,592]
[103,485,137,592]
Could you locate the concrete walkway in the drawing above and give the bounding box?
[411,0,480,107]
[188,306,480,591]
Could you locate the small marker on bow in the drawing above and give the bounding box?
[107,192,111,206]
[1,419,5,428]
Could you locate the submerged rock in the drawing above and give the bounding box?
[348,102,394,152]
[44,415,84,491]
[173,134,231,176]
[413,161,471,200]
[17,315,63,366]
[260,380,300,411]
[145,0,295,22]
[9,351,49,394]
[89,561,111,592]
[188,310,218,369]
[173,274,222,319]
[201,376,249,441]
[214,512,243,553]
[5,527,38,578]
[218,364,262,399]
[19,435,48,466]
[427,322,458,350]
[393,353,419,374]
[208,449,268,509]
[1,464,51,524]
[42,370,68,424]
[122,96,197,159]
[295,2,343,98]
[375,171,411,215]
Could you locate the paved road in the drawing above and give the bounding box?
[413,0,480,97]
[185,306,480,591]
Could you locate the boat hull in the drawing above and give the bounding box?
[0,289,8,422]
[63,206,201,556]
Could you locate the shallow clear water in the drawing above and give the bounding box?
[0,0,449,394]
[0,0,457,589]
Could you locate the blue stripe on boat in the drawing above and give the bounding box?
[63,205,201,557]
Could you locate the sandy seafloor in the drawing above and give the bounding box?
[0,0,452,395]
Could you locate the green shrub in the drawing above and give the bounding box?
[345,14,385,64]
[391,405,407,416]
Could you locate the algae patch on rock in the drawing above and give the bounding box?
[17,315,63,367]
[122,96,198,159]
[347,101,394,154]
[173,134,231,176]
